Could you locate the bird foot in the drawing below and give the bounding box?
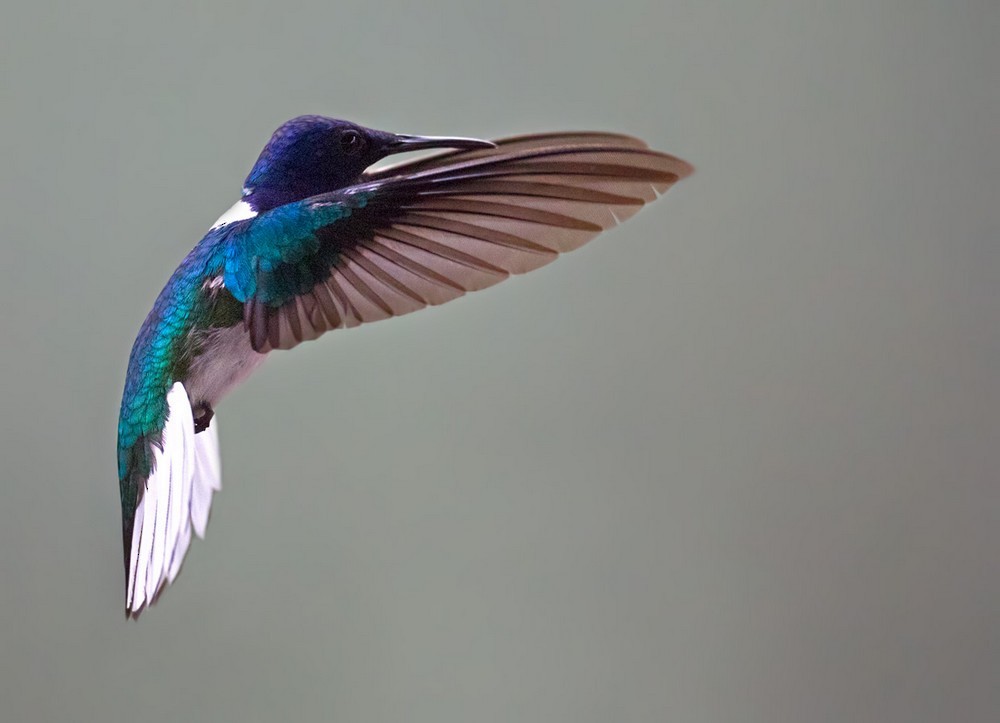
[193,404,214,434]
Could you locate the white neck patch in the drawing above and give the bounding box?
[210,199,257,230]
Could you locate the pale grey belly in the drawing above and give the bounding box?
[184,325,267,408]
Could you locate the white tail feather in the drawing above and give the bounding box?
[126,382,222,616]
[192,419,222,538]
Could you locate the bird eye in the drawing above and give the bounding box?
[340,130,366,155]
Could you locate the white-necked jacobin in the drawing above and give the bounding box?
[117,115,693,618]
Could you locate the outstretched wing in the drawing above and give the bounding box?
[122,382,222,618]
[225,133,693,352]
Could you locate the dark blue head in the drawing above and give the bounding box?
[243,116,495,211]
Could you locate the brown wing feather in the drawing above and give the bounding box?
[248,135,692,352]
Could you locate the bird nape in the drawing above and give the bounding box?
[117,115,693,618]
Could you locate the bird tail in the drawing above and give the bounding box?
[124,382,222,618]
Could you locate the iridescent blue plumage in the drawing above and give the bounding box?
[119,117,387,505]
[117,114,692,618]
[222,192,369,303]
[118,224,235,539]
[118,233,224,478]
[118,194,367,509]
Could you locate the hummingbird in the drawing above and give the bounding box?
[117,115,693,618]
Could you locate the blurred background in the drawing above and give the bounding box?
[0,2,997,721]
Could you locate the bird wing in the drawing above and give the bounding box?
[224,132,693,352]
[124,382,222,618]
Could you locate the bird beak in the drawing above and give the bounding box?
[386,134,497,155]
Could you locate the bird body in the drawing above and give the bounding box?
[117,115,692,617]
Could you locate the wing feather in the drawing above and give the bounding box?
[236,134,692,352]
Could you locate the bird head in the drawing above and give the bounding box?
[242,115,495,211]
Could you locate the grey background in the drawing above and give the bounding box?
[1,1,997,721]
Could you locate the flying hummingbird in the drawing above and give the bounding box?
[117,115,693,618]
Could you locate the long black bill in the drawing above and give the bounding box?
[387,134,497,155]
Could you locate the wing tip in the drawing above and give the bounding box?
[661,154,696,181]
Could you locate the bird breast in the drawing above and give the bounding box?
[184,324,267,409]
